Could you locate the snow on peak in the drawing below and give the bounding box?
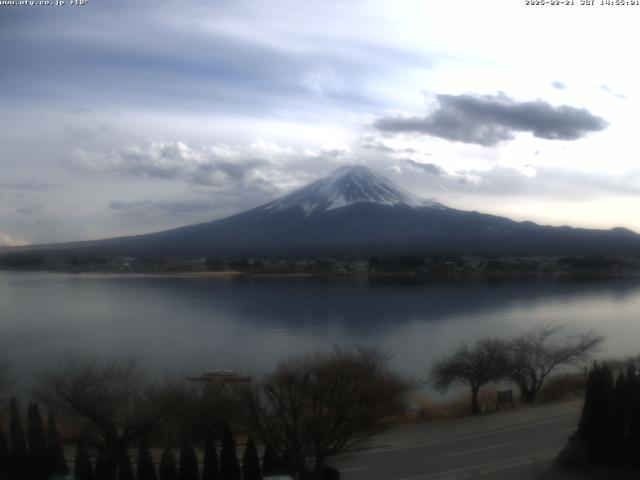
[264,164,442,216]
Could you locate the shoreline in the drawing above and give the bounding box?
[3,268,640,281]
[170,270,640,279]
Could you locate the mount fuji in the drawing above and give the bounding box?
[261,165,438,215]
[8,165,640,257]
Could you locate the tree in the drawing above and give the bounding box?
[159,449,178,480]
[48,412,69,477]
[238,347,409,477]
[431,339,508,415]
[178,440,199,480]
[626,363,640,459]
[74,442,95,480]
[27,402,49,480]
[95,447,114,480]
[611,372,627,461]
[169,380,239,449]
[506,324,603,404]
[117,449,135,480]
[201,430,219,480]
[599,365,615,463]
[136,439,157,480]
[219,425,240,480]
[261,443,281,477]
[242,437,261,480]
[35,353,182,478]
[577,363,631,463]
[10,398,28,480]
[0,423,10,478]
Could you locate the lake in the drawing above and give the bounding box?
[1,271,640,394]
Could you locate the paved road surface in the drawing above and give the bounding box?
[329,401,581,480]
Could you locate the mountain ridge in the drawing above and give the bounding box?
[2,164,640,258]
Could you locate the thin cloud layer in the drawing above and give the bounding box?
[0,182,57,192]
[599,85,626,100]
[73,141,287,193]
[109,199,219,218]
[375,94,608,146]
[402,159,640,200]
[403,159,445,176]
[0,233,28,247]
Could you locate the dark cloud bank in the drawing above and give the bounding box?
[375,93,608,146]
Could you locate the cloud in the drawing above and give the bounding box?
[16,206,44,216]
[73,141,288,194]
[359,135,418,155]
[404,159,445,176]
[109,199,218,218]
[403,161,640,201]
[72,140,358,199]
[0,181,57,192]
[0,233,28,247]
[63,126,93,139]
[551,81,566,90]
[0,1,435,117]
[374,93,608,146]
[599,84,626,99]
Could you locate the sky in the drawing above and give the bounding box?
[1,0,640,245]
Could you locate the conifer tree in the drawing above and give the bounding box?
[178,440,199,480]
[117,449,135,480]
[242,437,261,480]
[27,402,49,480]
[159,448,178,480]
[75,443,96,480]
[611,372,627,462]
[95,448,109,480]
[47,413,69,477]
[578,363,601,459]
[137,440,158,480]
[0,423,10,478]
[220,425,240,480]
[10,398,28,480]
[599,364,615,463]
[96,446,120,480]
[261,443,280,477]
[202,429,219,480]
[577,362,640,465]
[627,362,640,462]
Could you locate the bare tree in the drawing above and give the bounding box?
[506,324,603,404]
[431,338,508,415]
[33,353,182,480]
[162,377,242,443]
[237,347,409,478]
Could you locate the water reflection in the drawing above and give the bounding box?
[1,272,639,393]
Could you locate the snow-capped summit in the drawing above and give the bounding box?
[263,164,441,216]
[14,163,640,258]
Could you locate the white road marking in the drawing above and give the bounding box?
[476,453,556,476]
[334,412,576,458]
[394,448,559,480]
[444,442,509,457]
[341,465,372,472]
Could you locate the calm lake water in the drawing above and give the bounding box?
[1,271,640,393]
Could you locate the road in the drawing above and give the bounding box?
[329,400,581,480]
